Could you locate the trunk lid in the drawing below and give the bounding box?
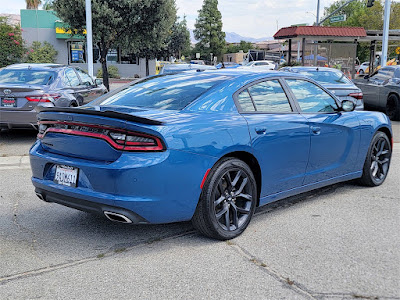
[0,85,46,111]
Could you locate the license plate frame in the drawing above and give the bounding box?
[1,97,17,108]
[54,165,79,187]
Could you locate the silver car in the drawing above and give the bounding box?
[0,64,107,129]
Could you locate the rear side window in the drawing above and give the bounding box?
[0,69,56,85]
[237,89,255,112]
[245,80,292,113]
[64,68,80,87]
[286,79,338,113]
[94,74,230,110]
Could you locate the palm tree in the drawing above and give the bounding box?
[26,0,42,9]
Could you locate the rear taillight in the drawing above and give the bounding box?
[26,94,61,103]
[348,92,363,100]
[37,121,165,152]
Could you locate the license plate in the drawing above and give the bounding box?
[54,165,79,187]
[1,97,17,107]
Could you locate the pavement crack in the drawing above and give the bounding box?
[225,241,317,299]
[312,292,399,299]
[0,229,196,286]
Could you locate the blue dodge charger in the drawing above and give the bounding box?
[30,70,393,240]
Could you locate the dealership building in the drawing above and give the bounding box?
[20,9,155,78]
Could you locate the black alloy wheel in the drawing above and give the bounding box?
[385,94,400,121]
[358,131,392,187]
[192,158,257,240]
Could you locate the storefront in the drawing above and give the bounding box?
[20,9,154,78]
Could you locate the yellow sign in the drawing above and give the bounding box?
[56,27,87,35]
[396,47,400,55]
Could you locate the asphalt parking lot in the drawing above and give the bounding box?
[0,119,399,299]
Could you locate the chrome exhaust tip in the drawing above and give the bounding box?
[104,211,133,224]
[36,192,45,201]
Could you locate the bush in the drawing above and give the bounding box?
[96,65,120,79]
[0,17,24,67]
[26,41,58,63]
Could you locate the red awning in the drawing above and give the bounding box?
[274,26,367,39]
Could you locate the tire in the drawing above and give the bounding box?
[385,94,400,121]
[358,131,392,187]
[192,158,257,240]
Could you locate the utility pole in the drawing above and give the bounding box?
[85,0,94,77]
[316,0,320,25]
[381,0,391,66]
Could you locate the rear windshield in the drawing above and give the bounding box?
[0,69,57,85]
[94,74,230,110]
[298,70,352,85]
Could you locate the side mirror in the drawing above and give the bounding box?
[95,78,103,86]
[364,75,370,80]
[341,100,356,112]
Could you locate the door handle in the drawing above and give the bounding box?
[255,128,267,135]
[311,126,321,135]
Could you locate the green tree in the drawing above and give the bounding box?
[225,40,254,54]
[167,16,191,59]
[0,17,24,68]
[194,0,225,61]
[26,41,58,63]
[53,0,176,89]
[26,0,42,9]
[124,0,177,75]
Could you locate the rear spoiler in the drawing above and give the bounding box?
[36,107,164,126]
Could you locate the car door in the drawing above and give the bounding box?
[75,68,103,104]
[284,78,360,185]
[360,69,389,109]
[64,68,88,106]
[235,78,310,198]
[377,68,396,109]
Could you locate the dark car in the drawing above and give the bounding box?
[30,70,392,240]
[0,63,107,129]
[281,67,364,110]
[354,66,400,120]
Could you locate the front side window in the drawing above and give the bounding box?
[246,80,292,113]
[285,79,338,113]
[371,68,394,81]
[76,68,94,85]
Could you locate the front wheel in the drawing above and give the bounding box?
[358,132,392,187]
[192,158,257,240]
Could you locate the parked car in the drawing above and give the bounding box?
[30,70,392,240]
[354,66,400,120]
[216,62,241,69]
[159,63,216,75]
[357,62,370,75]
[0,63,107,129]
[280,66,364,110]
[240,60,276,70]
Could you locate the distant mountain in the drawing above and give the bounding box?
[189,29,272,44]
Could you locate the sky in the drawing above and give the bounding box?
[1,0,398,38]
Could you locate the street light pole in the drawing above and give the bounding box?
[85,0,94,77]
[316,0,320,25]
[381,0,391,67]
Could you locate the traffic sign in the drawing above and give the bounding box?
[396,47,400,55]
[330,15,346,23]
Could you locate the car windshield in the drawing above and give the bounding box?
[93,74,231,110]
[0,69,57,85]
[298,70,352,85]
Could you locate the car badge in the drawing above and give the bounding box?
[3,89,12,95]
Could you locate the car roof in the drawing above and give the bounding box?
[283,66,342,73]
[5,63,68,71]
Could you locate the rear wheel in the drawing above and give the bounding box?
[358,132,392,187]
[385,94,400,121]
[192,158,257,240]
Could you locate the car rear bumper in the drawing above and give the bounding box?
[0,109,38,129]
[30,141,216,224]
